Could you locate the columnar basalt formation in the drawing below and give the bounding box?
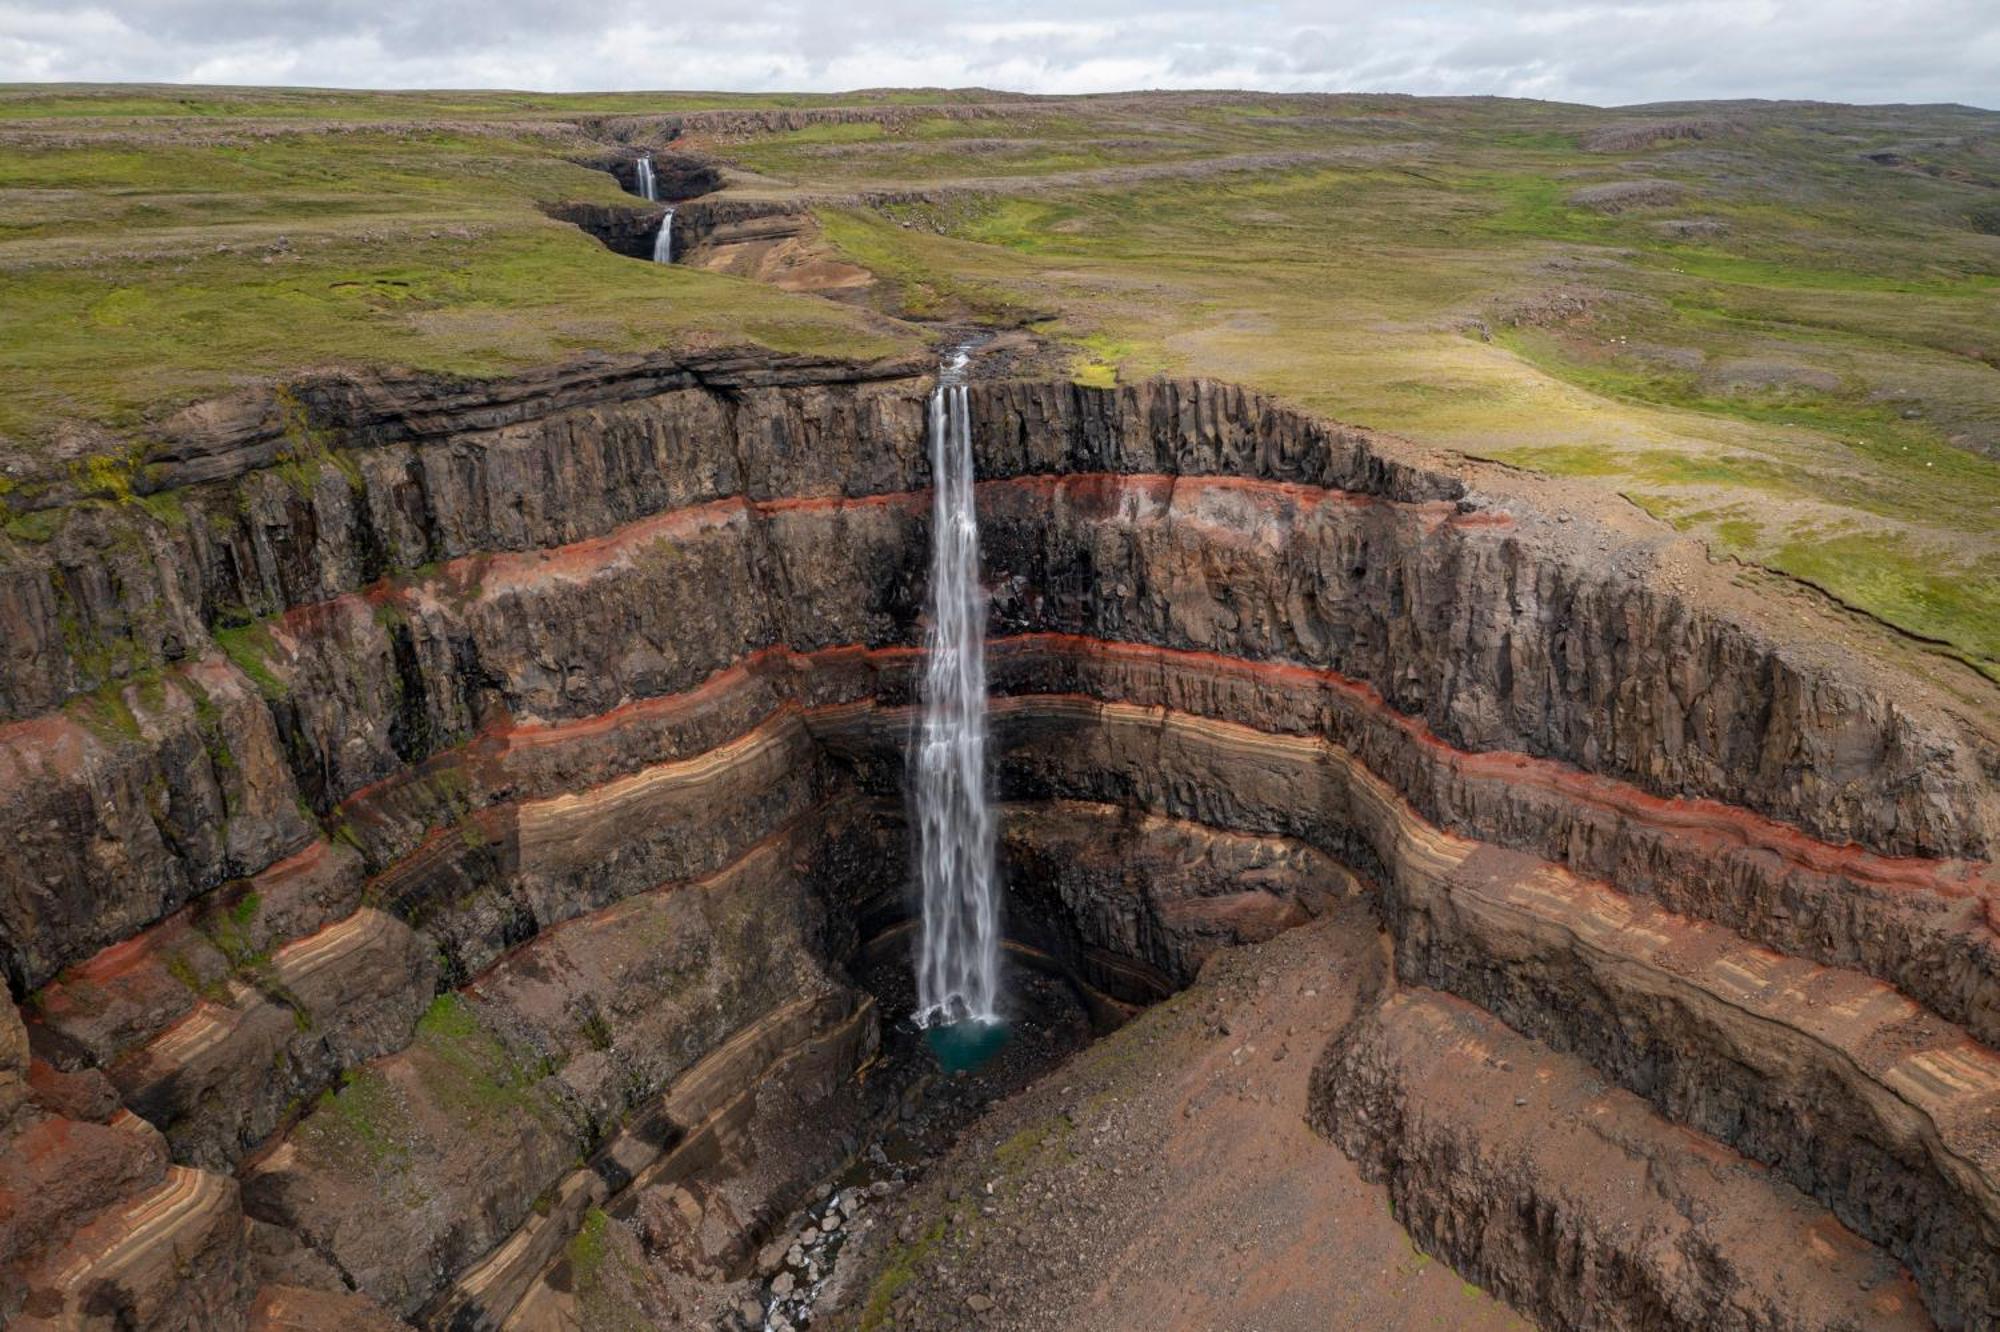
[2,358,1995,1329]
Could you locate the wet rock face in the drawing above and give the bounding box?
[541,200,672,259]
[581,151,723,204]
[999,801,1354,992]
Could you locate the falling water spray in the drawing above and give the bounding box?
[913,352,1001,1030]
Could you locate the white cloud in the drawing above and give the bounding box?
[0,0,1993,107]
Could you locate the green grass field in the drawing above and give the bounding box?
[720,96,2000,677]
[0,107,917,440]
[1,85,1995,676]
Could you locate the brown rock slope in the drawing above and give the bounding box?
[1,358,1995,1328]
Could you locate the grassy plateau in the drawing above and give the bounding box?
[0,85,1995,677]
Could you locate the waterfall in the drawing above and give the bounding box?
[914,352,1001,1029]
[652,208,674,264]
[634,155,657,202]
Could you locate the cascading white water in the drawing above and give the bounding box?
[634,155,657,202]
[652,208,674,264]
[914,352,1002,1029]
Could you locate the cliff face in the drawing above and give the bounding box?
[2,357,1996,1330]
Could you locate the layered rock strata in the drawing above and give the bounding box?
[3,361,1995,1329]
[1318,988,1933,1332]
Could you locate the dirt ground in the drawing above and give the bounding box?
[816,901,1530,1332]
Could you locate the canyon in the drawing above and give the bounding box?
[0,347,1994,1330]
[2,86,1999,1332]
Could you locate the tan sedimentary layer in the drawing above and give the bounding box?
[433,991,877,1332]
[22,648,1991,1327]
[8,451,1989,993]
[262,469,2000,857]
[1385,832,2000,1327]
[293,623,1992,1043]
[106,905,433,1169]
[4,372,1982,872]
[1,366,1994,1331]
[240,815,844,1315]
[329,668,2000,1322]
[14,1164,248,1332]
[876,693,2000,1324]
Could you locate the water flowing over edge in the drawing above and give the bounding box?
[635,155,657,202]
[913,351,1002,1029]
[652,208,675,264]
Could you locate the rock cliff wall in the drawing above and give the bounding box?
[3,357,1995,1329]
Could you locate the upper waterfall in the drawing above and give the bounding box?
[634,155,657,202]
[913,352,1001,1029]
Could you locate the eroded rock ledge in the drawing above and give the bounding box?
[3,361,1996,1331]
[1317,988,1932,1332]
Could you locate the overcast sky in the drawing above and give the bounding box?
[2,1,1996,109]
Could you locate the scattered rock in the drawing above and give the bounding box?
[1568,179,1684,213]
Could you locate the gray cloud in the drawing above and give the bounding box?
[0,0,1994,107]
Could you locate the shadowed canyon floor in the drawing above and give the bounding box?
[818,907,1532,1332]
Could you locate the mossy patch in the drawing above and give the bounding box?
[568,1205,612,1285]
[213,622,287,698]
[410,992,555,1128]
[201,891,265,970]
[305,1066,413,1168]
[859,1217,947,1331]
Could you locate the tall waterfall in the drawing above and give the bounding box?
[652,208,674,264]
[634,155,657,202]
[914,353,1001,1029]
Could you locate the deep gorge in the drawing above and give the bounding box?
[3,357,1998,1330]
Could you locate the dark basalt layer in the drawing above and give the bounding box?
[1384,840,2000,1329]
[10,493,1993,1055]
[579,151,722,204]
[9,473,1990,995]
[540,199,674,258]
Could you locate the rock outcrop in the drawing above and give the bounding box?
[1318,988,1931,1332]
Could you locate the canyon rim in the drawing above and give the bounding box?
[0,73,1996,1332]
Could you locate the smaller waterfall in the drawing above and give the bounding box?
[652,208,675,264]
[634,155,657,202]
